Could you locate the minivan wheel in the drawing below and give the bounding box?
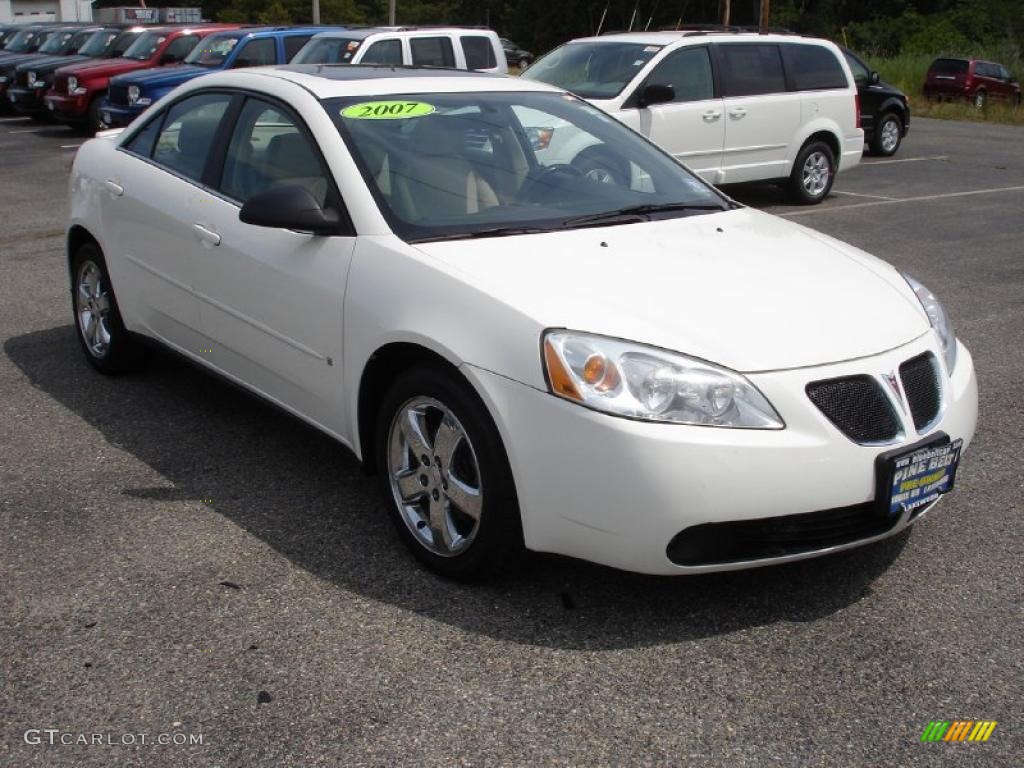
[789,141,836,204]
[71,243,149,374]
[973,90,986,109]
[870,113,902,156]
[376,366,522,579]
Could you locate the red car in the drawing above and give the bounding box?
[923,57,1021,108]
[46,24,240,132]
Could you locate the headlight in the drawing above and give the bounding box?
[27,71,36,85]
[68,75,86,95]
[0,76,8,84]
[902,273,957,373]
[542,331,783,428]
[127,84,140,104]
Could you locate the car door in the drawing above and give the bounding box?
[715,43,801,184]
[103,91,232,349]
[614,45,723,181]
[191,95,355,433]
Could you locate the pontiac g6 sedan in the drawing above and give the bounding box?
[66,66,978,578]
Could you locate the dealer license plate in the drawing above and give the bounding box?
[884,439,962,516]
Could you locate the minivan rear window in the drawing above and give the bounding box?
[929,58,968,74]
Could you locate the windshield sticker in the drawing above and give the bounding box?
[643,45,660,52]
[341,101,436,120]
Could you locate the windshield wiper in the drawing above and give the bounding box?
[409,226,552,244]
[563,202,728,228]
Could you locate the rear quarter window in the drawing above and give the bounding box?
[783,44,848,90]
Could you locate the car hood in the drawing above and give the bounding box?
[115,64,208,89]
[18,54,89,73]
[413,208,929,373]
[0,53,45,72]
[57,57,149,80]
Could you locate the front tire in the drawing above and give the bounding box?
[788,141,836,205]
[71,242,148,374]
[375,365,522,580]
[869,112,903,156]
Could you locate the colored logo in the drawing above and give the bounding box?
[921,721,997,742]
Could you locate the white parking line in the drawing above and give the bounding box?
[782,185,1024,216]
[832,190,897,201]
[0,116,30,123]
[60,144,82,149]
[861,155,949,165]
[7,128,46,134]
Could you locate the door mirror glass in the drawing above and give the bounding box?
[239,185,339,234]
[639,83,675,108]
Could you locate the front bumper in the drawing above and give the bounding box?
[464,335,977,575]
[8,85,45,114]
[97,100,144,128]
[44,91,89,121]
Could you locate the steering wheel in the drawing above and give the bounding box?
[517,163,585,203]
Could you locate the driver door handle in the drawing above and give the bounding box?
[702,109,722,122]
[192,223,221,247]
[728,107,747,119]
[103,180,124,197]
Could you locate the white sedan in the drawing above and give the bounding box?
[66,66,977,578]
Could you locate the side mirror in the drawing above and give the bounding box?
[638,83,674,108]
[870,71,881,85]
[239,185,339,235]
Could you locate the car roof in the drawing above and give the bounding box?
[568,30,833,46]
[192,64,560,98]
[309,26,494,41]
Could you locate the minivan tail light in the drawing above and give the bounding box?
[855,93,861,129]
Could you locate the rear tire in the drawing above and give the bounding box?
[788,141,836,205]
[71,242,149,375]
[86,94,105,135]
[972,89,986,109]
[375,365,522,580]
[869,112,902,156]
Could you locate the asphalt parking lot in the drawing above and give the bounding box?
[1,115,1021,767]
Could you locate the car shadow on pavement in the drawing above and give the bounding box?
[5,326,910,650]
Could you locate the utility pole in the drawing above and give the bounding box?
[312,0,320,24]
[721,0,730,27]
[389,0,397,25]
[759,0,770,32]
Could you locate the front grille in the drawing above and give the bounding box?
[807,376,901,444]
[108,83,128,106]
[666,502,908,566]
[900,353,941,431]
[54,73,68,94]
[16,70,29,87]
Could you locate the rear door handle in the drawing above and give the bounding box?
[192,223,221,247]
[728,108,747,119]
[103,180,124,196]
[702,109,722,122]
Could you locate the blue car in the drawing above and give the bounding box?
[100,26,343,127]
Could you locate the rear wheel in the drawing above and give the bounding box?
[85,94,106,135]
[71,242,149,374]
[870,112,902,156]
[788,141,836,205]
[972,89,986,109]
[376,366,522,579]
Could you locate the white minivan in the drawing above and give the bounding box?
[524,31,863,203]
[291,26,507,75]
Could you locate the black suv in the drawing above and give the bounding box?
[500,37,533,69]
[843,47,910,156]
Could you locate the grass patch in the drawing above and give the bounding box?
[868,52,1024,126]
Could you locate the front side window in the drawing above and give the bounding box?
[291,37,364,64]
[523,42,663,100]
[231,37,276,68]
[328,91,725,243]
[783,44,848,91]
[219,98,330,208]
[122,31,167,61]
[843,50,871,86]
[461,36,497,70]
[360,39,402,65]
[718,44,786,97]
[152,92,232,182]
[162,35,200,63]
[185,33,241,68]
[122,113,162,158]
[410,37,455,68]
[644,46,714,103]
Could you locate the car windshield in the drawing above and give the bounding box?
[326,90,727,243]
[105,30,143,58]
[77,29,120,58]
[123,31,167,61]
[184,33,242,67]
[930,58,968,75]
[523,42,663,99]
[38,29,75,54]
[292,37,364,64]
[4,29,39,52]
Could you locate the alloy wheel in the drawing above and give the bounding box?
[880,118,900,153]
[801,151,831,197]
[75,260,112,358]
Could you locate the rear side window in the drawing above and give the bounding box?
[152,92,232,182]
[783,44,848,90]
[232,37,276,67]
[718,44,786,97]
[360,38,402,65]
[461,36,496,70]
[410,36,455,68]
[929,58,968,74]
[283,34,312,62]
[644,46,714,102]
